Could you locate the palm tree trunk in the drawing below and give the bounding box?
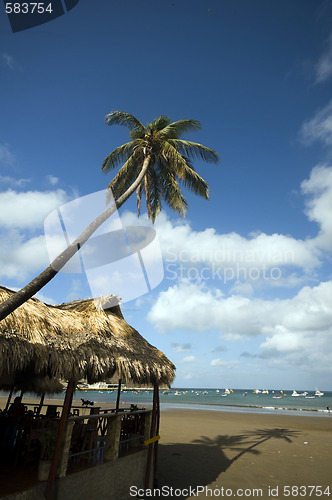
[0,155,151,321]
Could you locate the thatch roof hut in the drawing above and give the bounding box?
[0,286,175,392]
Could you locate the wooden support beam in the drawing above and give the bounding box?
[45,377,75,500]
[115,378,122,413]
[144,381,159,490]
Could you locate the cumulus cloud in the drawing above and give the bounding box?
[122,165,332,293]
[0,189,68,229]
[210,359,239,369]
[180,355,197,364]
[299,100,332,147]
[148,280,332,335]
[0,188,69,279]
[148,280,332,373]
[315,34,332,83]
[0,231,50,280]
[301,164,332,250]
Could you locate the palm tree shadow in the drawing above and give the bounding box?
[158,428,300,496]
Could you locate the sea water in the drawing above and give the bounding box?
[3,388,330,417]
[72,388,332,417]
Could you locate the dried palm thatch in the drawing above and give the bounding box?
[0,286,175,393]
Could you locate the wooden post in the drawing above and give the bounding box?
[38,393,45,415]
[105,414,122,460]
[115,378,122,413]
[58,420,75,477]
[144,381,158,489]
[4,386,14,413]
[153,383,160,486]
[45,377,75,500]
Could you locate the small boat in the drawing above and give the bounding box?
[315,389,324,397]
[261,389,269,394]
[273,396,282,399]
[253,389,261,394]
[292,390,308,397]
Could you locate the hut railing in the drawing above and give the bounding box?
[63,409,152,476]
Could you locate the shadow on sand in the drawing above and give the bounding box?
[157,428,300,497]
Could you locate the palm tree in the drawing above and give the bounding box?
[0,112,218,321]
[102,112,219,222]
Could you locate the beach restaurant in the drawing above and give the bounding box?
[0,286,175,499]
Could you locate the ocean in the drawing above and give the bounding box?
[71,388,332,417]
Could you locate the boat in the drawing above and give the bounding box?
[292,390,308,397]
[253,389,261,394]
[315,389,324,397]
[261,389,269,394]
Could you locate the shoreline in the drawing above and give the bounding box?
[1,395,331,418]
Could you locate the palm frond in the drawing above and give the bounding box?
[168,139,219,163]
[159,143,210,199]
[149,115,171,132]
[145,168,162,222]
[105,111,145,132]
[178,159,210,199]
[159,119,201,139]
[107,151,143,202]
[159,164,188,217]
[101,141,136,172]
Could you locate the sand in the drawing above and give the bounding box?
[157,409,332,498]
[1,397,331,499]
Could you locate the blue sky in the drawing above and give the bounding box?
[1,0,332,390]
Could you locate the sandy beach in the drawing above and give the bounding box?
[157,409,332,498]
[1,397,331,498]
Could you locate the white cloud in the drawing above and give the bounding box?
[180,355,197,364]
[299,100,332,147]
[0,175,30,187]
[301,164,332,250]
[0,188,69,279]
[123,165,332,293]
[210,359,239,369]
[315,34,332,83]
[172,343,191,353]
[47,175,59,186]
[0,143,14,166]
[0,231,49,279]
[0,189,68,229]
[149,280,332,336]
[148,280,332,372]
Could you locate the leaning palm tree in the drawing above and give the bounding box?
[0,112,218,321]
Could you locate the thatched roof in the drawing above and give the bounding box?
[0,286,175,392]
